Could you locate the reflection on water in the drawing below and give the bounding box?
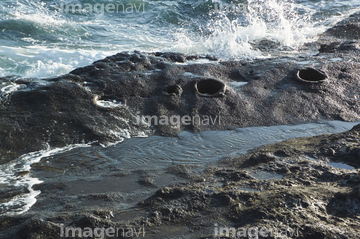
[96,121,359,170]
[328,162,355,170]
[0,120,358,215]
[250,171,284,180]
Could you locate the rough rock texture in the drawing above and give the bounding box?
[1,10,360,239]
[2,48,360,162]
[1,123,360,239]
[322,12,360,40]
[316,12,360,54]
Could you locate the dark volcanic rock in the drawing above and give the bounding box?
[2,50,360,162]
[2,124,360,239]
[317,12,360,54]
[324,12,360,40]
[2,11,360,239]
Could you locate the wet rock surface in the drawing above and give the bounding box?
[1,124,360,238]
[1,11,360,239]
[322,12,360,40]
[2,50,360,163]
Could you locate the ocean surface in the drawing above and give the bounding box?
[1,0,360,78]
[1,0,360,215]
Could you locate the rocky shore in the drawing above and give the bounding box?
[1,11,360,239]
[1,124,360,238]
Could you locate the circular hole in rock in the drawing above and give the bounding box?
[195,78,226,97]
[296,68,328,83]
[166,84,183,96]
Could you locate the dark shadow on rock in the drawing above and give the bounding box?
[2,51,360,162]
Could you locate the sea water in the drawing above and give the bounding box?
[0,0,360,78]
[1,0,360,215]
[1,121,359,215]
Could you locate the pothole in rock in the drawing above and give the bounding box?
[195,78,226,97]
[295,67,328,83]
[165,84,183,96]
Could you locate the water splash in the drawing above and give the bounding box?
[1,0,360,78]
[171,0,319,59]
[0,144,91,215]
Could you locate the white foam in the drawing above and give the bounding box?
[0,144,91,215]
[0,82,27,103]
[174,58,221,65]
[1,0,359,79]
[169,0,360,59]
[170,0,319,59]
[92,95,123,108]
[0,45,115,79]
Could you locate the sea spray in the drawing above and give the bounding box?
[0,144,91,215]
[171,0,316,58]
[0,0,360,78]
